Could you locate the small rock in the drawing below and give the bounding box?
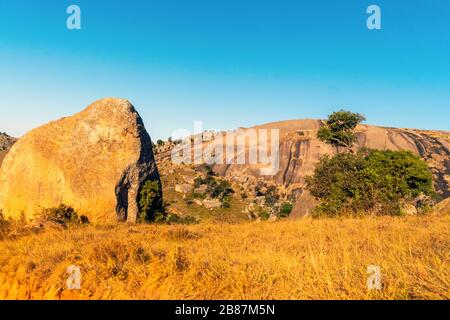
[175,184,193,194]
[193,199,203,206]
[182,175,195,184]
[194,184,208,194]
[202,198,222,209]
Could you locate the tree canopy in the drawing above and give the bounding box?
[317,110,366,151]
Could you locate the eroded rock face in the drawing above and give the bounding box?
[0,98,160,223]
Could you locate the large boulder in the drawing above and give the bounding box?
[0,98,160,223]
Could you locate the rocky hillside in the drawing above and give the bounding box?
[157,120,450,218]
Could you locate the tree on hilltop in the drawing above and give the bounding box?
[318,110,366,152]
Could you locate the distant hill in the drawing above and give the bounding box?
[211,120,450,198]
[156,119,450,218]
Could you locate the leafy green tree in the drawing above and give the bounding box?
[318,110,366,152]
[306,149,434,216]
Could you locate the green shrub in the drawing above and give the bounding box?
[306,149,434,216]
[279,202,294,217]
[40,204,89,226]
[209,180,234,199]
[138,180,164,223]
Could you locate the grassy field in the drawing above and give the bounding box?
[0,214,448,300]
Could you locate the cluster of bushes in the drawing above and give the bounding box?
[186,170,234,208]
[254,182,294,219]
[255,201,293,220]
[0,205,90,240]
[196,176,233,199]
[40,204,89,226]
[306,149,434,216]
[307,109,437,217]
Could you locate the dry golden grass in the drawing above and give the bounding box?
[0,215,448,300]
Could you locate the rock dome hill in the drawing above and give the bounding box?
[157,119,450,218]
[253,119,449,196]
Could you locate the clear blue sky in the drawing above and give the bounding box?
[1,0,449,139]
